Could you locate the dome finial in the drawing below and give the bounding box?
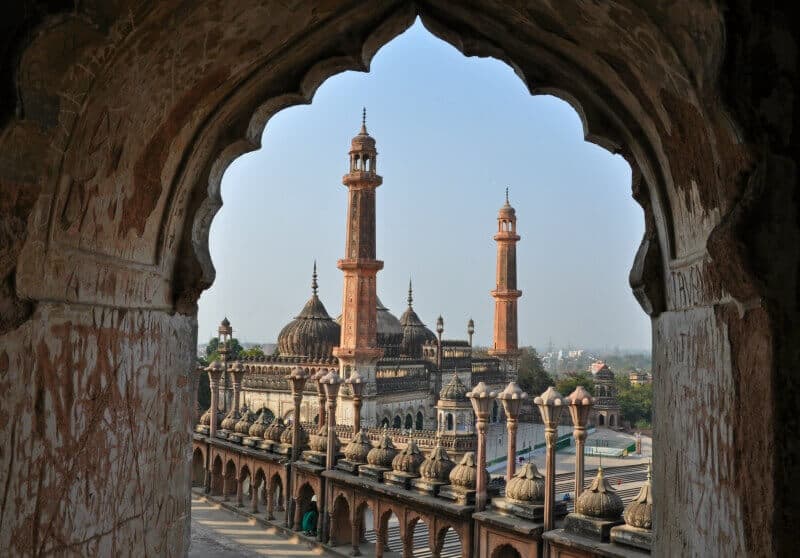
[311,261,318,296]
[505,187,510,204]
[360,107,367,134]
[407,277,413,308]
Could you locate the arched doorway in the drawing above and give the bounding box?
[415,411,424,430]
[329,495,352,547]
[192,448,205,486]
[294,483,317,533]
[404,413,413,430]
[393,415,402,429]
[491,544,522,558]
[211,456,223,496]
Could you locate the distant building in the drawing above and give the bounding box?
[590,362,621,429]
[629,370,652,386]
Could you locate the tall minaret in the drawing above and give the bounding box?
[334,109,384,424]
[489,188,522,359]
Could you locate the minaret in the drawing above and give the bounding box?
[489,188,522,359]
[333,109,384,424]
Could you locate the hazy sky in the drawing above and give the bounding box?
[198,20,650,351]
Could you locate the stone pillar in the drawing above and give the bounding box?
[352,394,362,436]
[375,528,386,558]
[207,361,224,438]
[475,414,488,511]
[230,361,245,414]
[506,417,518,481]
[566,386,593,499]
[266,484,274,520]
[351,515,361,556]
[293,496,303,531]
[287,367,309,530]
[320,371,341,544]
[251,482,259,513]
[535,387,565,533]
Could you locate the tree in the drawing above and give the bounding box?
[615,374,653,426]
[205,336,244,362]
[516,347,554,396]
[555,371,595,397]
[241,346,265,359]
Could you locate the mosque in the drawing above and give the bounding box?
[212,112,523,432]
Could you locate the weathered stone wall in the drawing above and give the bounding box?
[0,1,795,557]
[0,304,196,555]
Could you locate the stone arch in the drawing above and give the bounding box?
[329,494,352,547]
[211,455,224,496]
[415,410,424,430]
[268,471,285,521]
[223,459,237,499]
[355,498,377,552]
[434,524,462,558]
[191,447,205,486]
[293,482,318,532]
[0,3,789,556]
[491,543,522,558]
[406,512,432,557]
[599,414,605,426]
[379,506,405,555]
[393,415,402,429]
[380,416,390,428]
[404,413,413,430]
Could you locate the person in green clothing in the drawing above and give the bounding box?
[302,496,318,536]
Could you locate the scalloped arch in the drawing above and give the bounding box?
[176,7,672,314]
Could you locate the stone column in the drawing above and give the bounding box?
[266,484,274,520]
[375,528,386,558]
[320,371,342,545]
[351,515,361,556]
[566,386,593,499]
[251,481,259,513]
[293,495,303,531]
[287,367,309,530]
[230,361,245,414]
[207,361,224,438]
[506,417,518,481]
[467,382,496,512]
[535,387,565,533]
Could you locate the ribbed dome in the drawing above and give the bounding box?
[248,408,271,438]
[623,466,653,529]
[575,467,624,519]
[335,296,403,357]
[280,422,310,449]
[220,408,240,431]
[440,374,468,401]
[399,281,436,358]
[391,440,424,474]
[498,190,516,219]
[199,408,224,426]
[449,452,489,489]
[419,443,455,482]
[309,424,339,453]
[234,408,254,434]
[277,265,340,359]
[344,431,373,463]
[505,462,545,503]
[264,418,286,442]
[367,433,397,467]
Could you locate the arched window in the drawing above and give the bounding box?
[393,415,402,429]
[381,417,390,428]
[404,414,413,430]
[599,414,605,426]
[415,411,424,430]
[446,413,454,430]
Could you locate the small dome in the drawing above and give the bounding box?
[220,408,240,431]
[280,422,310,449]
[310,424,340,453]
[399,281,436,358]
[221,317,230,327]
[498,189,516,219]
[366,433,397,467]
[575,467,624,519]
[248,408,272,438]
[419,443,455,482]
[234,409,254,434]
[199,408,223,426]
[505,462,545,503]
[264,418,286,442]
[623,466,653,529]
[344,431,373,463]
[391,440,425,474]
[440,374,468,401]
[277,265,340,358]
[449,452,489,490]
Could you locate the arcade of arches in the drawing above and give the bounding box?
[0,2,796,557]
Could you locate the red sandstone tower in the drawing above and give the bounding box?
[333,110,384,396]
[488,189,522,359]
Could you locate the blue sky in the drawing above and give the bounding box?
[198,21,650,351]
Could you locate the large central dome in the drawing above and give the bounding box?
[277,265,340,359]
